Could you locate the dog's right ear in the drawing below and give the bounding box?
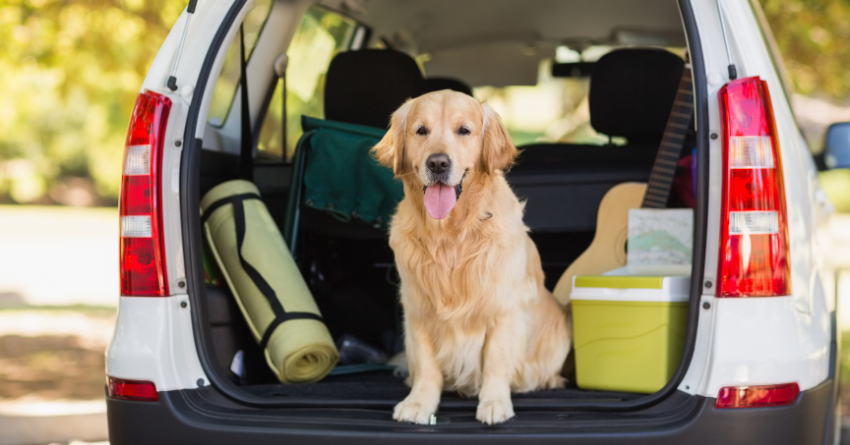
[481,104,518,175]
[372,99,413,176]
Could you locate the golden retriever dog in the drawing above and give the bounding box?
[371,90,571,425]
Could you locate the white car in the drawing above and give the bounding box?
[105,0,844,443]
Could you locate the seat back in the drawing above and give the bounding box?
[423,77,473,96]
[324,49,425,129]
[589,48,685,146]
[507,48,687,233]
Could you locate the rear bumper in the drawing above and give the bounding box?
[107,379,834,445]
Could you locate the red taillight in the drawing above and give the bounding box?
[120,91,171,297]
[107,376,159,401]
[715,382,799,409]
[717,77,790,297]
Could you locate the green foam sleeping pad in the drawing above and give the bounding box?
[201,180,338,383]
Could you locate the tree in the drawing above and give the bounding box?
[759,0,850,101]
[0,0,184,204]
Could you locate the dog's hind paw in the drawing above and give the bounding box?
[476,399,515,425]
[393,398,436,424]
[542,375,566,389]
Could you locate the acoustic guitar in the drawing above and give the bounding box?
[552,67,694,305]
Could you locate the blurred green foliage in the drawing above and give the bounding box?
[0,0,184,205]
[820,169,850,212]
[758,0,850,212]
[760,0,850,100]
[2,0,850,206]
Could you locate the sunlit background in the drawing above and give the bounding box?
[2,0,850,443]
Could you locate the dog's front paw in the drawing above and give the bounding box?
[393,397,437,424]
[476,398,515,425]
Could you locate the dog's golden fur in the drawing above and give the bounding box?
[372,90,571,425]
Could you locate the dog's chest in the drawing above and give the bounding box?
[399,235,495,301]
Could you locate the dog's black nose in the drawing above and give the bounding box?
[426,153,451,175]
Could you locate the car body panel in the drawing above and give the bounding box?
[106,296,207,392]
[106,381,833,444]
[677,0,831,399]
[105,0,838,440]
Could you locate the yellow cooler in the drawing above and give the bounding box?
[570,268,689,394]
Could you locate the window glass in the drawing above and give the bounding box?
[472,54,620,147]
[207,0,273,127]
[469,47,684,146]
[257,79,285,159]
[257,6,358,160]
[474,66,602,147]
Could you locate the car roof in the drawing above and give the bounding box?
[322,0,685,86]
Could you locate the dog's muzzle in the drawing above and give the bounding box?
[423,171,465,199]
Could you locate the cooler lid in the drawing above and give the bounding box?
[574,275,665,289]
[570,267,690,302]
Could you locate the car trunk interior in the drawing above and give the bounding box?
[189,0,702,413]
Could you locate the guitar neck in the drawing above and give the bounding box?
[641,67,694,209]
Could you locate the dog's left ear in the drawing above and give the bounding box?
[372,99,414,176]
[481,104,518,175]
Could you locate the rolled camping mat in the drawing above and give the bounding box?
[201,180,338,383]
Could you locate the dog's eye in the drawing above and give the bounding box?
[458,126,471,136]
[416,126,428,136]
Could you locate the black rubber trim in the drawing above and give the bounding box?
[107,381,832,444]
[822,307,840,444]
[238,25,253,181]
[179,0,709,412]
[180,0,251,403]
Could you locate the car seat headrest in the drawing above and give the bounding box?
[423,77,473,96]
[324,49,425,129]
[589,49,686,144]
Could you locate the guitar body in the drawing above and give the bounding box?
[552,182,647,305]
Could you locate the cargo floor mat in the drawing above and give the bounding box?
[241,373,644,402]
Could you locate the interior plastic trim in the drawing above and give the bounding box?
[180,0,709,413]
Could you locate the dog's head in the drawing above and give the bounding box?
[372,90,517,219]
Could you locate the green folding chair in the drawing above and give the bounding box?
[283,116,404,256]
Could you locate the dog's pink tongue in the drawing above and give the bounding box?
[423,183,457,219]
